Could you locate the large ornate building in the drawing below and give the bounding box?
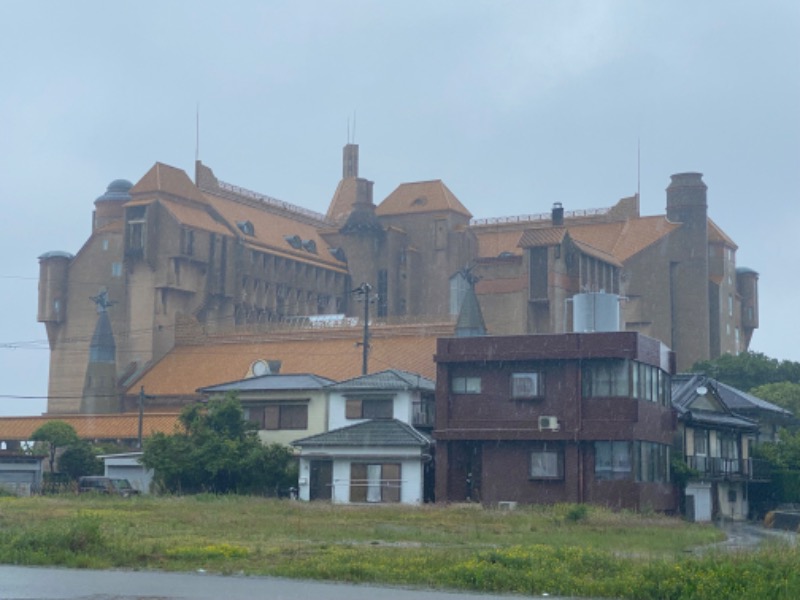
[37,145,758,414]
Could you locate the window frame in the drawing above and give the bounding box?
[345,397,394,420]
[529,446,564,480]
[451,376,482,394]
[246,403,308,431]
[511,371,545,399]
[594,441,633,481]
[350,462,402,503]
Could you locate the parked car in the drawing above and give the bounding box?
[78,476,140,497]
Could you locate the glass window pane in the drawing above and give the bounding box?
[595,442,612,480]
[512,373,542,398]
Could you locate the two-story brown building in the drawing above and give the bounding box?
[434,331,676,512]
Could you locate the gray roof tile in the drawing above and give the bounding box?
[292,419,431,448]
[326,369,434,392]
[198,373,334,393]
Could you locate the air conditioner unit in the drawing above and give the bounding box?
[538,416,560,431]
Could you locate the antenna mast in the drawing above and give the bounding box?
[637,138,641,201]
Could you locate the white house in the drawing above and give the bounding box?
[292,369,434,504]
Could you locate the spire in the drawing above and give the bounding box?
[455,267,486,337]
[81,290,119,413]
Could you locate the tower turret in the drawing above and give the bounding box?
[93,179,132,230]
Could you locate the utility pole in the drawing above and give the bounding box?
[352,282,373,375]
[137,386,155,450]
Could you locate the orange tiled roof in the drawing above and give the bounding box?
[326,177,360,224]
[517,228,567,248]
[160,198,233,237]
[130,163,208,204]
[0,413,182,442]
[565,216,679,262]
[130,326,447,395]
[514,216,682,266]
[571,239,623,267]
[708,218,738,248]
[202,192,347,270]
[377,180,472,218]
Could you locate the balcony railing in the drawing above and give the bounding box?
[686,456,771,481]
[412,402,435,428]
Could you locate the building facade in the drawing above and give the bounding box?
[37,145,758,415]
[433,332,677,512]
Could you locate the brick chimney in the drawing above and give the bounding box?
[552,202,564,226]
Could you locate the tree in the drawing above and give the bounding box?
[691,351,800,392]
[142,393,297,495]
[31,420,79,473]
[58,441,104,480]
[750,382,800,418]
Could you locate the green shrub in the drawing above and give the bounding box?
[565,504,589,522]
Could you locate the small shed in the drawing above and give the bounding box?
[99,452,153,494]
[0,453,44,496]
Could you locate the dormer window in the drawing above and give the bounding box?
[284,234,302,249]
[237,220,255,236]
[329,247,347,262]
[302,239,317,254]
[126,206,147,254]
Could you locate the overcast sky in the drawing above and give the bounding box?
[1,1,798,416]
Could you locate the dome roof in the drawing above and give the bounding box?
[95,179,133,203]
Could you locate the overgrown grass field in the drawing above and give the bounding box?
[1,495,798,599]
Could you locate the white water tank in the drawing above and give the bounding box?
[572,292,620,332]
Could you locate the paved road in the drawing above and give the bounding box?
[0,566,570,600]
[703,520,798,553]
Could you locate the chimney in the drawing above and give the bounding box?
[552,202,564,226]
[343,144,359,178]
[666,172,707,225]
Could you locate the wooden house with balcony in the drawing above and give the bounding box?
[672,373,772,522]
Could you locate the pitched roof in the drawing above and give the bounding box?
[327,369,435,392]
[566,217,678,262]
[517,228,567,248]
[708,218,738,248]
[681,409,758,430]
[0,413,182,442]
[326,177,361,224]
[377,180,472,218]
[705,377,791,418]
[201,190,347,270]
[159,197,233,237]
[130,163,208,204]
[515,216,681,264]
[199,373,335,394]
[292,419,430,448]
[571,239,623,267]
[671,373,761,430]
[129,325,447,395]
